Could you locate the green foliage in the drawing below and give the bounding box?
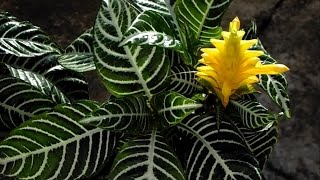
[0,0,290,179]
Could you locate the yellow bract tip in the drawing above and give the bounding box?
[229,17,240,32]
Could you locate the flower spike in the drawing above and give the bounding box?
[196,17,289,107]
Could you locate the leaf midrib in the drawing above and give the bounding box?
[107,1,152,99]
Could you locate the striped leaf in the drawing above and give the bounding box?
[129,0,181,39]
[256,49,290,118]
[175,0,230,44]
[230,99,277,129]
[80,96,152,133]
[244,24,290,118]
[167,50,183,67]
[130,0,170,15]
[120,31,183,52]
[151,92,202,127]
[58,28,95,72]
[121,11,183,52]
[1,53,89,101]
[0,12,61,57]
[93,0,170,99]
[0,76,56,130]
[234,120,278,169]
[6,65,69,104]
[109,130,185,180]
[175,114,262,180]
[168,64,202,97]
[0,101,116,179]
[43,65,89,101]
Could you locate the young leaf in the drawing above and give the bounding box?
[0,76,56,130]
[121,11,183,52]
[93,0,170,99]
[130,0,170,15]
[129,0,181,40]
[80,96,152,134]
[151,92,202,127]
[58,28,96,72]
[230,99,277,129]
[109,130,185,180]
[175,114,263,179]
[0,101,116,180]
[0,12,61,57]
[175,0,230,44]
[168,64,202,97]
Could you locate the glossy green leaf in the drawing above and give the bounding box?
[0,101,116,179]
[93,0,170,99]
[151,92,202,127]
[230,99,277,129]
[80,96,152,134]
[109,130,185,180]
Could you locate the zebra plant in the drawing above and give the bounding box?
[0,0,290,179]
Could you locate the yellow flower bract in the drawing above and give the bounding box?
[196,17,289,107]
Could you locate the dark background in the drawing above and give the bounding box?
[0,0,319,179]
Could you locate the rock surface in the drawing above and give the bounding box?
[1,0,319,179]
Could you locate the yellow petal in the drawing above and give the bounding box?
[210,39,225,52]
[242,50,264,60]
[249,64,290,74]
[240,39,258,52]
[240,57,260,69]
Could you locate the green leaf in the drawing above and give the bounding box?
[234,120,278,169]
[0,101,116,179]
[93,0,170,99]
[80,96,152,134]
[6,65,69,104]
[168,64,202,97]
[0,75,56,130]
[0,12,61,57]
[58,28,95,72]
[151,92,202,127]
[175,114,263,179]
[230,99,277,129]
[175,0,230,44]
[109,130,185,180]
